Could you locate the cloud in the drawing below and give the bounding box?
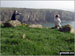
[1,1,74,12]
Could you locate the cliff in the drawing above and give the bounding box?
[0,8,74,24]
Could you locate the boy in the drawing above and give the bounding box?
[11,10,21,20]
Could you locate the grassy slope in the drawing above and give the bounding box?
[1,25,74,55]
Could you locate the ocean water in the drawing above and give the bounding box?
[42,21,75,29]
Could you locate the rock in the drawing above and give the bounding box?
[59,24,74,33]
[70,28,75,34]
[4,20,21,27]
[29,24,43,28]
[0,21,2,25]
[0,21,4,25]
[46,27,49,29]
[21,33,26,39]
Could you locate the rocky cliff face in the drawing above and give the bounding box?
[0,8,74,24]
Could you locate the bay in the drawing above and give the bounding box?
[42,21,75,29]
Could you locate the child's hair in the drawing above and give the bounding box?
[13,10,18,14]
[55,14,60,18]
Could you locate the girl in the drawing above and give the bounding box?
[54,14,61,29]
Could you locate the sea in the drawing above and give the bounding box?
[42,21,75,29]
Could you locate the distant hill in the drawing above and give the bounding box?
[0,8,74,24]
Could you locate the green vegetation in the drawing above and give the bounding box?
[1,25,74,55]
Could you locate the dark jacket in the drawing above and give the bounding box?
[11,12,20,20]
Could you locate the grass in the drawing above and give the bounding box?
[1,25,74,55]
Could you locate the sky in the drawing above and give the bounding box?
[0,1,74,12]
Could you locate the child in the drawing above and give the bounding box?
[54,14,61,29]
[11,10,21,20]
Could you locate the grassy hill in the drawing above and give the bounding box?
[1,25,74,55]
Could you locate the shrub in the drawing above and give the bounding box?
[59,24,73,33]
[22,23,29,27]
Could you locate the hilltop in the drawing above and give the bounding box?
[1,25,74,55]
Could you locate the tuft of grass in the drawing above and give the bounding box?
[1,25,74,55]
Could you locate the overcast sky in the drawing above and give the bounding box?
[1,1,74,12]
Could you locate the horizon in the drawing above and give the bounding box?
[0,7,74,12]
[1,1,74,12]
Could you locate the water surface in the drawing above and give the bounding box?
[42,21,75,29]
